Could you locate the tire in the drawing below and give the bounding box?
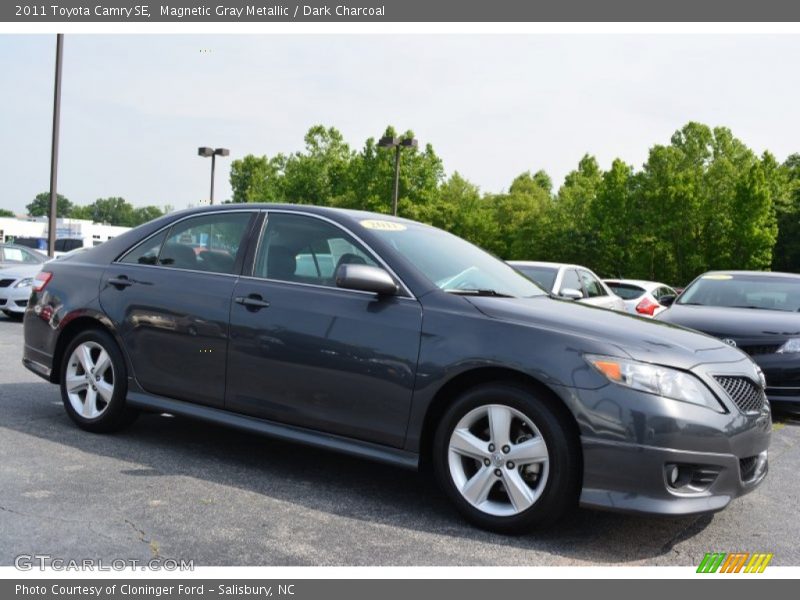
[59,328,138,433]
[432,382,580,533]
[3,310,23,321]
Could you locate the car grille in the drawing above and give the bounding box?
[0,279,15,288]
[740,344,781,356]
[713,375,766,413]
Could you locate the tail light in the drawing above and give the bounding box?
[635,296,659,316]
[32,271,53,292]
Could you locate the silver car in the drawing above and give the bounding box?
[604,279,678,318]
[508,261,625,311]
[0,264,43,320]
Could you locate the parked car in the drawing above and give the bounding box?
[508,261,625,312]
[604,279,678,317]
[657,271,800,411]
[0,263,43,319]
[0,243,48,268]
[23,205,770,532]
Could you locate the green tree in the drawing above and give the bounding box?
[26,192,72,218]
[83,197,135,226]
[229,154,285,203]
[131,206,165,226]
[588,158,637,278]
[0,209,15,217]
[772,154,800,272]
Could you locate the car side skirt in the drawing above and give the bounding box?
[127,392,420,471]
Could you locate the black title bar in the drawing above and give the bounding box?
[4,0,800,22]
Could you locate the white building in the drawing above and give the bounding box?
[0,216,130,252]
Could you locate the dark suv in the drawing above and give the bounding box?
[22,205,771,532]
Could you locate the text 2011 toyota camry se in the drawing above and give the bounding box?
[22,204,771,532]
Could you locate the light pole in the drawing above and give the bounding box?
[198,147,230,205]
[377,136,418,216]
[47,34,64,258]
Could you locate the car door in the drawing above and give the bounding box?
[226,211,423,448]
[578,268,620,310]
[99,210,257,409]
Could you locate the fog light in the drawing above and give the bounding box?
[667,464,679,486]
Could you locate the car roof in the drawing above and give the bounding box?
[604,279,673,289]
[165,203,421,228]
[508,261,580,270]
[697,270,800,279]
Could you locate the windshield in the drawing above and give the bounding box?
[513,265,558,291]
[679,273,800,312]
[359,219,545,298]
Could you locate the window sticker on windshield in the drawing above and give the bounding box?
[701,274,733,280]
[360,219,407,231]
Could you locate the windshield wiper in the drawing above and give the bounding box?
[444,288,515,298]
[730,305,778,311]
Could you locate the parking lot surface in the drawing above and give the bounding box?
[1,314,799,566]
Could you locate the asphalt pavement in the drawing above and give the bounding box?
[1,314,798,566]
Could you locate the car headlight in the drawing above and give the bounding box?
[13,277,34,289]
[777,338,800,354]
[585,354,724,412]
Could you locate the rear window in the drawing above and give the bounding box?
[606,282,645,300]
[514,266,558,291]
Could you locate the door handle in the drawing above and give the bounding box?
[235,295,270,310]
[108,276,134,288]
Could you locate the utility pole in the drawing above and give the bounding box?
[48,34,64,257]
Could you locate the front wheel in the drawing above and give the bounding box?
[433,382,580,533]
[60,328,138,433]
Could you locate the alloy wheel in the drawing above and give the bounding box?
[448,403,550,517]
[65,341,115,419]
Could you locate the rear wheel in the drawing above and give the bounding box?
[433,382,580,533]
[60,329,138,432]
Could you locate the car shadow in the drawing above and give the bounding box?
[0,379,736,564]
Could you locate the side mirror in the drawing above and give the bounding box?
[659,294,677,307]
[559,287,584,301]
[336,264,398,296]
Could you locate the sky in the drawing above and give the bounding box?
[1,34,799,214]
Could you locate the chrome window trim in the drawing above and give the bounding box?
[114,208,259,268]
[250,209,417,301]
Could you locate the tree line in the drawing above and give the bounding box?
[228,122,800,286]
[12,194,167,229]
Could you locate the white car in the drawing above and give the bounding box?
[603,279,678,317]
[0,264,42,320]
[508,261,625,311]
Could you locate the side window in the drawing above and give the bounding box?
[2,247,25,263]
[254,213,377,287]
[22,249,42,264]
[560,269,584,296]
[158,212,253,275]
[121,230,168,266]
[579,270,606,298]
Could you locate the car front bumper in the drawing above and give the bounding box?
[580,437,769,515]
[0,287,30,313]
[564,363,772,516]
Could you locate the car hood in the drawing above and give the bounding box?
[657,304,800,342]
[467,295,748,370]
[0,264,41,280]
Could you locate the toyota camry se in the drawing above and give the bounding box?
[22,205,771,532]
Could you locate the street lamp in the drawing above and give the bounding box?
[198,147,230,205]
[377,136,418,216]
